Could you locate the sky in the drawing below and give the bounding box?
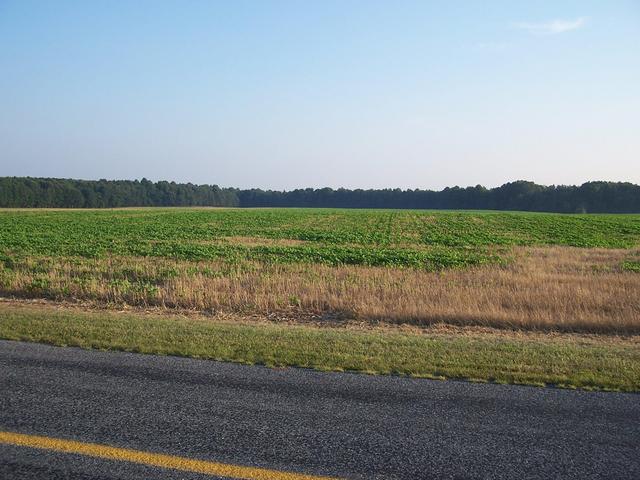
[1,1,639,190]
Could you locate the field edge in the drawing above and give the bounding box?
[0,302,638,392]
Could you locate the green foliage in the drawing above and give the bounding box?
[0,209,638,269]
[27,277,50,292]
[0,177,238,208]
[2,177,640,212]
[0,254,16,270]
[622,261,640,273]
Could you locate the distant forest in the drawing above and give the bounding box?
[1,177,639,213]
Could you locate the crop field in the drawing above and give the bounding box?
[0,208,639,333]
[1,208,639,260]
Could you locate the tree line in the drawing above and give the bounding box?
[1,177,639,213]
[0,177,238,208]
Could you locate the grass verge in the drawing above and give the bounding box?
[1,303,639,392]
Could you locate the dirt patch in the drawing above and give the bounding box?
[192,236,309,247]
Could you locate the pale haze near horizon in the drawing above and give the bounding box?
[0,1,638,191]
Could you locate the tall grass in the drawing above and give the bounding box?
[1,246,638,334]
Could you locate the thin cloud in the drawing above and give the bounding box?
[512,17,587,35]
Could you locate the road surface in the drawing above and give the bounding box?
[0,340,638,479]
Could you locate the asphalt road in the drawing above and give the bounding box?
[0,340,638,480]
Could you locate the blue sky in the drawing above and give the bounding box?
[1,1,638,189]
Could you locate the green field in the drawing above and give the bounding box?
[1,208,639,269]
[1,207,639,390]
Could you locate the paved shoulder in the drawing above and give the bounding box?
[0,340,638,479]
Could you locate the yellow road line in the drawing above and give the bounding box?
[0,430,341,480]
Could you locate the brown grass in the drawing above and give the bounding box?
[1,246,639,333]
[207,236,308,247]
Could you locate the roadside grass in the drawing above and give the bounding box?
[1,303,638,392]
